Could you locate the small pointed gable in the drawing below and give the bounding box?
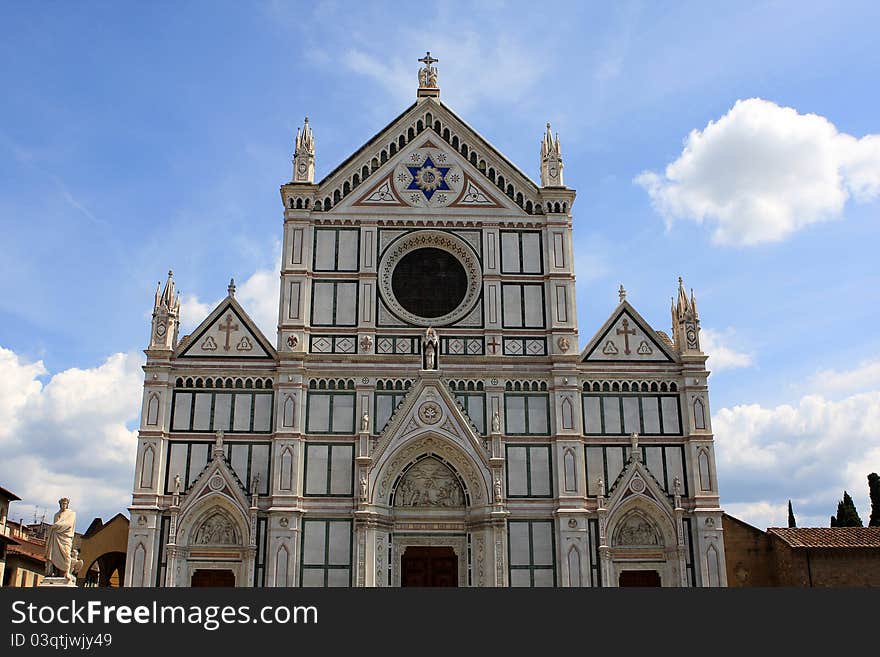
[179,448,251,518]
[371,377,489,470]
[582,301,676,363]
[176,296,276,360]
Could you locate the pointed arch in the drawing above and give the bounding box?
[275,544,290,587]
[693,397,706,430]
[567,546,582,587]
[282,394,296,428]
[131,543,146,587]
[280,447,293,491]
[146,393,159,425]
[706,544,720,587]
[699,449,712,491]
[140,445,155,489]
[561,396,574,430]
[563,448,577,493]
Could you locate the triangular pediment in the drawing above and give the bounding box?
[178,448,251,518]
[582,301,676,363]
[316,98,543,217]
[371,376,489,470]
[176,295,276,360]
[606,454,672,513]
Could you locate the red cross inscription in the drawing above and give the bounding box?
[218,314,239,352]
[487,337,500,354]
[616,318,636,355]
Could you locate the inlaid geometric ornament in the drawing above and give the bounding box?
[406,156,451,201]
[450,175,502,208]
[602,340,619,355]
[637,340,653,355]
[201,336,218,351]
[354,174,406,206]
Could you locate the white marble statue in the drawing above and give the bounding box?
[45,498,77,581]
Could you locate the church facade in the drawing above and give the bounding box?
[124,55,727,587]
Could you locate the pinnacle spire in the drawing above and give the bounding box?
[292,116,316,183]
[540,121,563,187]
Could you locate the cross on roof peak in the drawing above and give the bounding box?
[418,51,438,67]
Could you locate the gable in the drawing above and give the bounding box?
[582,303,676,363]
[333,131,526,216]
[177,298,275,360]
[314,98,543,217]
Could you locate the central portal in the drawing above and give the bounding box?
[191,569,235,587]
[401,546,458,587]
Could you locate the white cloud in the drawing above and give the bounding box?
[0,347,144,529]
[635,98,880,245]
[809,358,880,395]
[701,328,753,372]
[716,389,880,528]
[178,247,281,340]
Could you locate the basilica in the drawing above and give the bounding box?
[124,54,727,587]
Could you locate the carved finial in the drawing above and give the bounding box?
[619,284,626,303]
[540,121,564,186]
[417,52,439,97]
[228,278,236,297]
[630,432,640,461]
[293,116,315,183]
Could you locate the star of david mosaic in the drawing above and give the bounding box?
[406,156,451,200]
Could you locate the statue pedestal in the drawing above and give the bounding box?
[38,576,77,588]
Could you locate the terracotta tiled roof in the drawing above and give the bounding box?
[768,527,880,548]
[7,537,48,562]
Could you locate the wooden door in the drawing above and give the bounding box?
[618,569,661,587]
[401,546,458,587]
[191,569,235,587]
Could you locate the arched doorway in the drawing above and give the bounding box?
[607,506,681,587]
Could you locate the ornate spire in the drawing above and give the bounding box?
[292,117,315,183]
[540,122,564,187]
[150,269,180,351]
[417,51,440,98]
[673,277,702,353]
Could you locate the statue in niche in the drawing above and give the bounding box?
[491,411,501,434]
[45,498,78,581]
[394,458,464,508]
[424,327,439,370]
[494,479,503,503]
[614,514,660,546]
[597,477,605,498]
[360,476,368,501]
[361,411,370,433]
[173,473,182,495]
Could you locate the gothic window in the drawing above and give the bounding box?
[501,283,545,328]
[131,543,146,587]
[254,516,268,587]
[582,393,681,435]
[567,547,582,587]
[500,231,543,274]
[311,281,358,326]
[706,544,721,587]
[275,545,289,587]
[454,392,486,434]
[561,396,574,430]
[699,449,712,491]
[313,228,360,272]
[300,519,352,587]
[304,443,354,496]
[584,445,687,497]
[146,394,159,425]
[563,448,577,492]
[504,393,550,435]
[506,445,552,497]
[306,391,355,434]
[392,248,467,319]
[155,516,170,586]
[282,395,296,428]
[140,446,154,489]
[280,448,293,491]
[683,518,697,586]
[170,389,273,433]
[508,520,556,587]
[694,398,706,430]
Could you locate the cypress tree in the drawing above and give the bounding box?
[868,473,880,527]
[787,500,796,528]
[830,491,863,527]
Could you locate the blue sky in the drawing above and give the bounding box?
[1,1,878,530]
